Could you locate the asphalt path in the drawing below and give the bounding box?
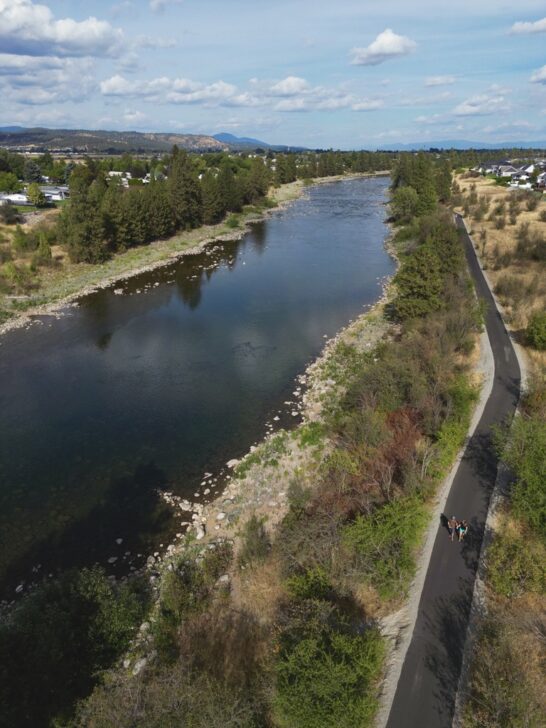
[385,215,521,728]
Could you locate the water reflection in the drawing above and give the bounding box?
[0,177,394,597]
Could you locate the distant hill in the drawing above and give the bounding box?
[213,132,269,147]
[213,132,308,152]
[0,127,227,154]
[376,139,546,151]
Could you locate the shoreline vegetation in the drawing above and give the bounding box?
[453,174,545,728]
[0,147,393,334]
[0,153,486,728]
[0,176,344,335]
[2,153,519,727]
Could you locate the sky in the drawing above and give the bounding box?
[1,0,546,148]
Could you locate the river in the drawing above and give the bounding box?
[0,176,394,599]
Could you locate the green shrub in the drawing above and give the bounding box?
[286,567,332,601]
[238,514,270,567]
[226,213,240,228]
[0,568,148,727]
[1,261,34,292]
[526,311,546,350]
[487,531,545,598]
[464,616,545,728]
[275,612,384,728]
[298,422,325,448]
[343,497,427,599]
[502,414,546,541]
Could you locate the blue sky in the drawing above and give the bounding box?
[1,0,545,147]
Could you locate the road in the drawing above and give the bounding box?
[385,215,521,727]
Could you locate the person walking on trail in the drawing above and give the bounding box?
[447,516,457,542]
[457,520,469,542]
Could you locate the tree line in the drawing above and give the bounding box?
[55,148,396,264]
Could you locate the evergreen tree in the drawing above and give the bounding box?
[149,182,176,239]
[201,171,224,225]
[393,244,443,320]
[168,150,203,229]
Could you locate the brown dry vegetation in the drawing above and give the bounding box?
[453,172,546,370]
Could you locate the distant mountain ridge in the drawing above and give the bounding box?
[376,139,546,151]
[0,127,227,153]
[213,132,270,147]
[212,132,308,152]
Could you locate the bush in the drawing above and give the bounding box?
[502,413,546,542]
[1,261,34,292]
[275,606,384,728]
[465,616,545,728]
[238,514,270,567]
[526,311,546,350]
[343,497,427,599]
[0,568,149,728]
[0,203,21,225]
[487,530,545,597]
[286,567,332,601]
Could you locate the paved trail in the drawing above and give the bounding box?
[385,215,521,728]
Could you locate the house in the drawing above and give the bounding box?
[497,164,519,177]
[39,185,69,201]
[0,192,31,205]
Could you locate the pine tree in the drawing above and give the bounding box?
[201,171,224,224]
[393,244,443,320]
[168,150,203,229]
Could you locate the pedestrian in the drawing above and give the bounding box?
[458,520,469,542]
[447,516,457,542]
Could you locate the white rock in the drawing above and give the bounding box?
[132,658,147,676]
[226,458,239,469]
[195,524,206,540]
[116,538,123,545]
[216,512,226,521]
[108,556,118,564]
[15,584,24,594]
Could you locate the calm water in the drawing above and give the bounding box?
[0,177,394,597]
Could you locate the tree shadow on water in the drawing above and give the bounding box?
[2,461,174,599]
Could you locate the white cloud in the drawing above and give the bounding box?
[150,0,183,12]
[99,73,384,114]
[530,65,546,84]
[510,17,546,34]
[352,99,384,111]
[123,109,147,125]
[351,29,416,66]
[269,76,309,96]
[0,52,95,104]
[415,113,445,125]
[0,0,123,57]
[481,120,535,133]
[425,75,456,87]
[453,89,511,116]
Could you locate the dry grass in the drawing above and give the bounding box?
[231,555,287,624]
[455,173,546,371]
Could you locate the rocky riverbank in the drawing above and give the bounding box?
[122,243,396,672]
[0,174,378,338]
